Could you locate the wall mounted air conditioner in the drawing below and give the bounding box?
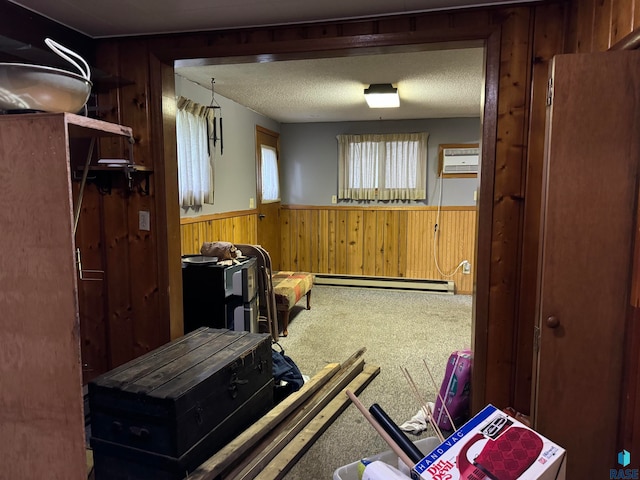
[442,146,480,174]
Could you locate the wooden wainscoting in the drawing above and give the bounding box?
[180,210,258,255]
[281,205,477,294]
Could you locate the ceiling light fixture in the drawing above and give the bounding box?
[364,83,400,108]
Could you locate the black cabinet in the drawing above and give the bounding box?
[182,256,258,334]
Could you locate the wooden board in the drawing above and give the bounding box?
[190,363,341,479]
[253,364,381,480]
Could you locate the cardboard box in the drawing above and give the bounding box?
[412,404,566,480]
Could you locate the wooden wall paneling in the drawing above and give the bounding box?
[94,39,139,366]
[467,211,477,293]
[397,210,408,278]
[425,210,439,279]
[318,209,329,273]
[384,210,401,277]
[347,209,364,275]
[117,39,165,359]
[74,181,109,383]
[215,217,227,241]
[460,210,473,293]
[309,209,319,273]
[404,211,419,279]
[129,190,162,358]
[594,0,614,50]
[298,209,311,272]
[435,210,455,277]
[239,215,250,243]
[375,210,387,276]
[515,2,567,415]
[362,210,378,276]
[610,0,635,45]
[636,0,640,29]
[247,213,258,243]
[419,210,434,279]
[327,209,337,274]
[280,208,291,271]
[289,209,300,270]
[180,224,192,254]
[571,0,596,52]
[102,180,135,367]
[483,8,533,410]
[336,210,348,274]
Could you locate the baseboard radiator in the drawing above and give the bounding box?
[313,274,454,294]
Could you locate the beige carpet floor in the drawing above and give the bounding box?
[276,285,473,480]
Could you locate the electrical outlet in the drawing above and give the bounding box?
[462,260,471,275]
[139,210,150,231]
[331,195,338,204]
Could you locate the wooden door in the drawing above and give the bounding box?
[256,126,281,269]
[533,51,640,478]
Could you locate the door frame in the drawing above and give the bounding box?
[154,14,502,415]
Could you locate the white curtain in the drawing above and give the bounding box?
[176,96,215,208]
[338,132,428,200]
[261,145,280,202]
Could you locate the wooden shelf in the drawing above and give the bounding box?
[80,164,153,173]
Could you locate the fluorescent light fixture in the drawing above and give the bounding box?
[364,83,400,108]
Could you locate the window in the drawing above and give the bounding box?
[260,145,280,202]
[176,96,215,208]
[338,132,428,200]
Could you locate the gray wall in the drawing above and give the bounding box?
[174,78,480,215]
[280,118,481,206]
[175,75,280,218]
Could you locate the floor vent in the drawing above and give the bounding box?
[313,274,454,294]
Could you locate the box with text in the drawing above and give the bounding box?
[412,404,566,480]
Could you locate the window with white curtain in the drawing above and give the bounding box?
[176,96,215,208]
[260,145,280,202]
[337,132,428,200]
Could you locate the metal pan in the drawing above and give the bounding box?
[0,38,92,113]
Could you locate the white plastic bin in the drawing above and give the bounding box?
[333,437,440,480]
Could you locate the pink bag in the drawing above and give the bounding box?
[433,349,472,431]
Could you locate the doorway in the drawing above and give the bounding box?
[255,126,282,269]
[164,31,500,414]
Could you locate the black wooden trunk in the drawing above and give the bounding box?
[88,328,273,479]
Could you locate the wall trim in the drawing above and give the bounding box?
[282,204,477,211]
[180,208,257,224]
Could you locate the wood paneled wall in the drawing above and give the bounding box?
[179,206,475,293]
[180,211,258,254]
[281,206,476,294]
[566,0,640,53]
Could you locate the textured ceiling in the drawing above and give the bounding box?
[175,47,485,123]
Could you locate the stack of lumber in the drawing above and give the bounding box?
[189,348,379,480]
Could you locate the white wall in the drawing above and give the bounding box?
[175,75,280,217]
[280,118,481,206]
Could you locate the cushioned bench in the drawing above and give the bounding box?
[271,271,314,337]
